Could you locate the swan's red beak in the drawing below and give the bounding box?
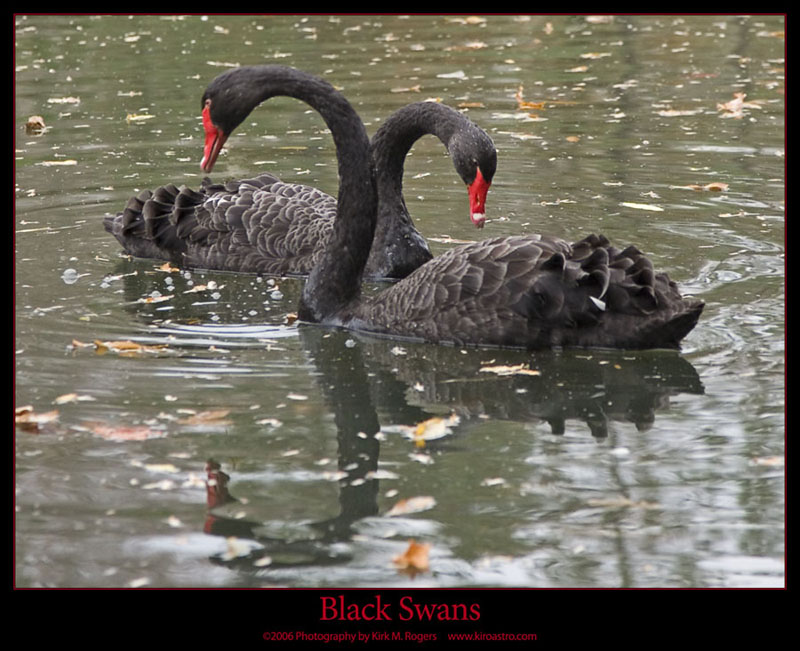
[467,168,490,229]
[200,103,228,173]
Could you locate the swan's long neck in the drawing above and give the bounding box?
[371,102,461,212]
[227,67,377,323]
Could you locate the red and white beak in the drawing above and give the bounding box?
[467,168,490,228]
[200,102,228,173]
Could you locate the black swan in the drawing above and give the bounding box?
[122,66,705,350]
[104,81,496,281]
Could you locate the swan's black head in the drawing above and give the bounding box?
[448,126,497,228]
[200,67,273,173]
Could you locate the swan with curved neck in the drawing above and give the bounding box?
[113,66,704,349]
[104,70,496,281]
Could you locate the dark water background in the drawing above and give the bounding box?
[15,15,784,589]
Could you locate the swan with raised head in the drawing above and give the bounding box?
[104,73,495,280]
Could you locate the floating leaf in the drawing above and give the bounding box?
[137,293,174,303]
[393,539,431,572]
[717,92,762,119]
[54,393,96,405]
[412,414,460,446]
[25,115,46,134]
[386,495,437,517]
[125,113,156,124]
[40,160,77,166]
[620,202,664,212]
[157,262,180,273]
[178,409,232,425]
[656,108,703,117]
[83,421,167,441]
[390,84,421,93]
[580,52,612,60]
[515,85,545,111]
[47,96,80,104]
[479,363,541,376]
[93,339,169,355]
[671,182,729,192]
[437,70,468,80]
[15,406,59,432]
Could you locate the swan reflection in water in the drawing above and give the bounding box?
[200,326,703,574]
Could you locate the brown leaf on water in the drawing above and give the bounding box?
[137,293,174,303]
[177,409,232,426]
[157,262,180,273]
[717,92,762,119]
[515,85,546,111]
[671,182,729,192]
[15,406,59,432]
[93,339,169,356]
[566,135,580,143]
[393,539,431,573]
[25,115,46,134]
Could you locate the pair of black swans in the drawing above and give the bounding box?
[104,65,703,350]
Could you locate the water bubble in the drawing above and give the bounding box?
[61,268,79,284]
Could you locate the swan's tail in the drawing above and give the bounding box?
[103,184,204,261]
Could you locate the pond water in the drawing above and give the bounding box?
[15,15,784,590]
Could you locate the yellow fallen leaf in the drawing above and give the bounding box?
[126,113,155,123]
[412,414,459,446]
[515,85,546,111]
[157,262,180,273]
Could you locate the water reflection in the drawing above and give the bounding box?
[196,321,703,578]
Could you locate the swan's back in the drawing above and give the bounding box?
[104,172,337,275]
[347,234,704,350]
